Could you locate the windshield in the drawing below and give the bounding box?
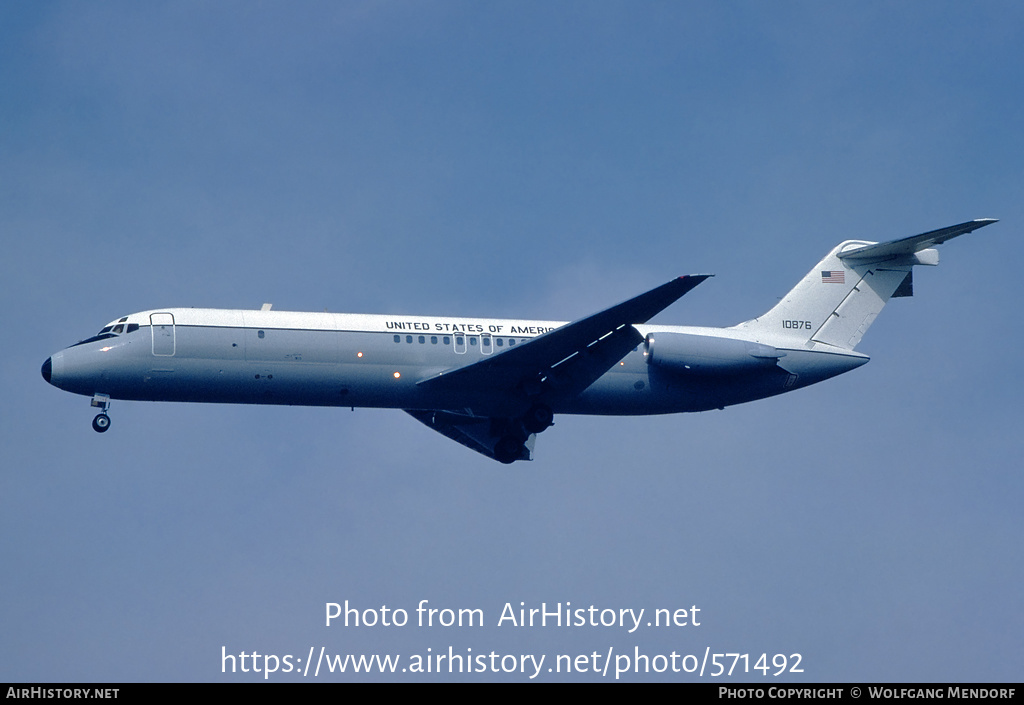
[69,320,140,347]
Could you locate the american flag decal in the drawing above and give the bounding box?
[821,270,845,284]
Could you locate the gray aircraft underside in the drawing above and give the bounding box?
[42,219,997,463]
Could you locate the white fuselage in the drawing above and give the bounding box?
[43,306,867,419]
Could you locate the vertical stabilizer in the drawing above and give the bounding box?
[732,242,911,350]
[731,219,997,351]
[809,262,912,349]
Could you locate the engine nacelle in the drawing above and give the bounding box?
[645,332,785,375]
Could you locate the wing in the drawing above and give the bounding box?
[406,275,711,463]
[416,274,712,399]
[838,218,998,261]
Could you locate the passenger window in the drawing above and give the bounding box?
[469,337,477,346]
[418,336,425,344]
[444,336,451,345]
[431,336,438,344]
[406,335,412,344]
[509,339,516,346]
[394,335,401,343]
[496,339,504,347]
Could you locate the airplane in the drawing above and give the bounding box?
[41,219,997,464]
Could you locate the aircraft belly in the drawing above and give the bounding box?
[554,370,663,415]
[557,364,801,415]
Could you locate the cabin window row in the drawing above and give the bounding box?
[392,334,523,347]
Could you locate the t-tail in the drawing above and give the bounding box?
[732,219,998,351]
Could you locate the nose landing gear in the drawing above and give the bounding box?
[91,394,111,433]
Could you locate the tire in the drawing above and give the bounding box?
[92,414,111,433]
[522,404,553,434]
[493,436,523,464]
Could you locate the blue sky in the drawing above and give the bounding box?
[3,1,1022,682]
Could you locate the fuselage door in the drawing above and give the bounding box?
[151,313,176,356]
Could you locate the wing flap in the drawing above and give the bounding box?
[404,410,535,462]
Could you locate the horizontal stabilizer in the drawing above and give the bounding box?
[838,218,998,261]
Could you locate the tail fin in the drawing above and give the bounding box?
[732,219,997,351]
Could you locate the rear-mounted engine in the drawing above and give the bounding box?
[645,332,785,375]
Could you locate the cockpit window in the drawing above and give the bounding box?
[70,319,142,347]
[71,317,143,347]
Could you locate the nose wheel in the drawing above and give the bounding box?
[90,393,111,433]
[92,413,111,433]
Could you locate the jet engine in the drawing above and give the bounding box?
[645,332,785,375]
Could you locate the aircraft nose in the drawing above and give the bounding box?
[41,357,52,384]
